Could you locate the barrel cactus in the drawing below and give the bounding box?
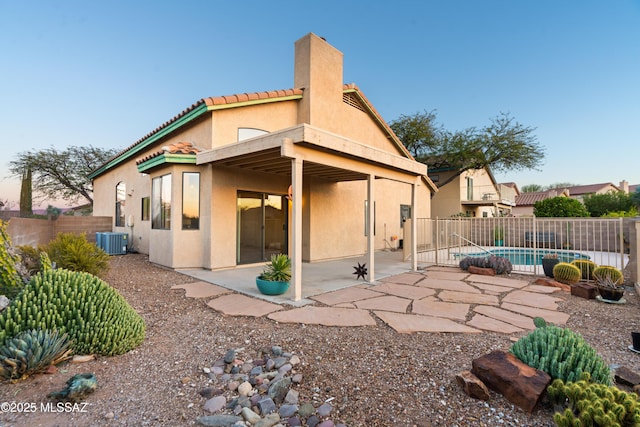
[553,262,582,285]
[0,329,71,382]
[570,259,596,281]
[0,269,145,356]
[510,318,611,385]
[592,266,624,285]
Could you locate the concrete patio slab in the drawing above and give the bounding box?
[171,281,230,298]
[438,290,500,305]
[354,295,411,313]
[268,306,376,327]
[379,272,425,285]
[423,270,470,281]
[501,302,570,325]
[467,314,525,334]
[372,282,436,300]
[467,275,529,289]
[374,311,481,334]
[474,305,536,330]
[502,290,563,310]
[411,299,470,321]
[207,294,283,317]
[417,278,481,293]
[310,287,385,306]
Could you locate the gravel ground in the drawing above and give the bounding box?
[1,253,639,427]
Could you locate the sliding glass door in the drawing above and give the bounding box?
[237,191,288,264]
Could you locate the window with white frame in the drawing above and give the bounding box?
[152,174,171,229]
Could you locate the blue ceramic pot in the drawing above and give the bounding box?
[256,277,290,295]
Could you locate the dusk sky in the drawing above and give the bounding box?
[1,1,639,208]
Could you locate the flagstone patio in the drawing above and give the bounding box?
[171,265,571,335]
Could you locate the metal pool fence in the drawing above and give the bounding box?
[411,217,630,276]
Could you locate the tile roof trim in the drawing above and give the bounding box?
[89,89,304,179]
[136,153,198,173]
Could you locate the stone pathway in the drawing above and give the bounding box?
[171,266,570,335]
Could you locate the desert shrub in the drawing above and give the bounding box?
[0,329,71,382]
[487,255,512,275]
[459,255,512,275]
[45,232,110,277]
[0,220,29,298]
[553,262,582,285]
[510,318,611,386]
[0,269,145,356]
[547,372,640,427]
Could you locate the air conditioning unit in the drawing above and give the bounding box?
[96,232,128,255]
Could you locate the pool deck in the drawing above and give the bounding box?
[417,246,629,276]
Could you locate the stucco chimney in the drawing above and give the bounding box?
[294,33,344,128]
[620,180,629,193]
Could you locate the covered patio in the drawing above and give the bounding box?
[197,123,432,301]
[176,250,415,306]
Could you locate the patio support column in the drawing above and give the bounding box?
[292,157,303,301]
[367,174,375,283]
[411,180,418,271]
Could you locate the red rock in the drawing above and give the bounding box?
[456,370,491,401]
[44,364,58,375]
[471,350,551,413]
[615,366,640,386]
[468,266,496,276]
[535,277,571,292]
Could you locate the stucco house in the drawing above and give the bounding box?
[512,189,571,217]
[89,33,436,300]
[427,166,515,218]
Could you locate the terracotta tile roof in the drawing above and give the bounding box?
[136,141,200,165]
[203,88,303,106]
[515,189,568,206]
[564,183,618,195]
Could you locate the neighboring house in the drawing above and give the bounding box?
[427,167,516,218]
[89,33,436,299]
[512,189,570,217]
[564,182,621,202]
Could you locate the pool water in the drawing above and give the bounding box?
[457,248,590,266]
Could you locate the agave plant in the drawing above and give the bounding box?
[0,329,72,382]
[259,254,291,282]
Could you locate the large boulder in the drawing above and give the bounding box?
[471,350,551,413]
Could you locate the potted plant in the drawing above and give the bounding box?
[541,253,559,278]
[593,267,625,302]
[256,253,291,295]
[493,226,504,247]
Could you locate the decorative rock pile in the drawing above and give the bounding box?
[196,346,346,427]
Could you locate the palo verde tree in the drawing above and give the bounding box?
[390,111,545,189]
[8,145,119,206]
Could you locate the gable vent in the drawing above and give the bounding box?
[343,92,367,112]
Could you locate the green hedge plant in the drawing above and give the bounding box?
[0,269,145,356]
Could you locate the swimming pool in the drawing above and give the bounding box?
[455,248,590,266]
